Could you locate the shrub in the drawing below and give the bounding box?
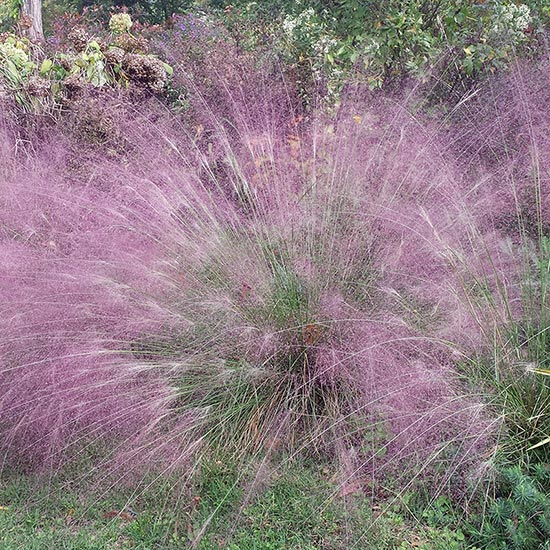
[208,0,547,104]
[0,33,46,111]
[468,464,550,549]
[0,15,173,114]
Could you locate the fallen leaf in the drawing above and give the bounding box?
[191,495,201,509]
[103,511,134,521]
[303,323,323,345]
[65,508,76,526]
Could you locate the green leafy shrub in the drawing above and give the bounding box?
[469,464,550,549]
[211,0,547,103]
[0,33,55,111]
[0,0,21,32]
[0,34,35,83]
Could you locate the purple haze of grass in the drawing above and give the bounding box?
[0,55,540,500]
[455,59,550,239]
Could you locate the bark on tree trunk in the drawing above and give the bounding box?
[20,0,44,43]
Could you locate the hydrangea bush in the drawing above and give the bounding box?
[0,13,172,113]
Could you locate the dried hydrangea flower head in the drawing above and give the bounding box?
[115,33,148,53]
[109,13,133,36]
[67,27,89,53]
[122,53,167,92]
[104,46,125,66]
[25,76,50,97]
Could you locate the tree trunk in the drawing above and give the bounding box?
[20,0,44,43]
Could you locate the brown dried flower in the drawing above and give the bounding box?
[25,76,50,98]
[67,27,89,53]
[122,54,167,93]
[115,33,148,54]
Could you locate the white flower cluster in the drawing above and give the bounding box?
[279,6,345,105]
[313,34,338,58]
[491,2,531,41]
[362,38,381,58]
[282,8,317,38]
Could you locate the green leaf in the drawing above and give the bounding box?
[162,62,173,76]
[40,59,53,75]
[462,56,474,75]
[336,45,347,56]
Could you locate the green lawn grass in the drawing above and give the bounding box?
[0,456,470,549]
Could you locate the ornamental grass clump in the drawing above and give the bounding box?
[449,59,550,467]
[2,53,547,515]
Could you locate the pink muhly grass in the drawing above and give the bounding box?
[0,58,540,506]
